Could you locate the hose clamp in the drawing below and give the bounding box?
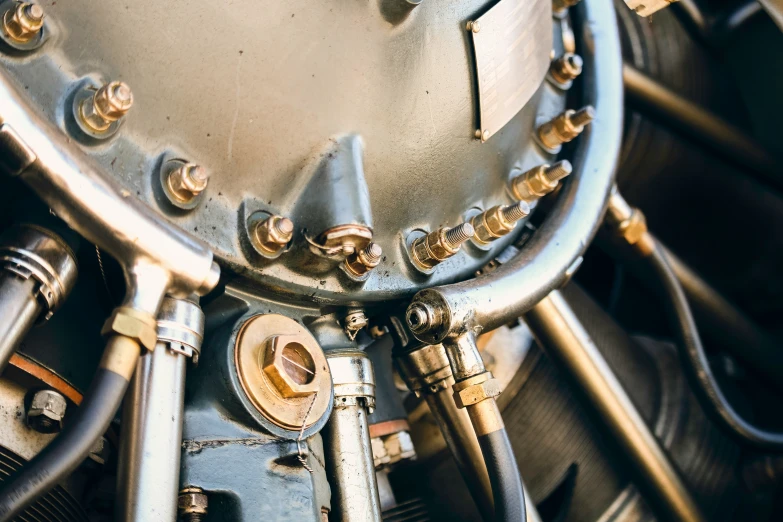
[156,297,205,363]
[0,224,78,321]
[327,350,376,412]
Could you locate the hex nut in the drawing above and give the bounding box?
[101,307,158,351]
[178,488,208,516]
[27,389,66,433]
[453,377,501,408]
[88,436,110,465]
[3,2,44,43]
[254,215,294,255]
[262,335,320,398]
[617,208,648,245]
[167,163,208,202]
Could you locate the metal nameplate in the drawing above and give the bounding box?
[470,0,552,141]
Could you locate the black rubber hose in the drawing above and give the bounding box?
[0,368,130,521]
[477,428,527,522]
[646,241,783,451]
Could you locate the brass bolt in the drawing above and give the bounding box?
[466,20,480,33]
[549,53,583,86]
[344,242,382,278]
[471,201,531,244]
[178,487,208,522]
[537,106,595,151]
[262,335,319,398]
[3,2,44,43]
[510,160,572,202]
[254,215,294,255]
[79,81,134,133]
[411,222,474,270]
[167,163,208,202]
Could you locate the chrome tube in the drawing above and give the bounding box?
[323,351,382,522]
[525,291,705,522]
[0,272,41,373]
[116,297,205,522]
[0,71,219,315]
[406,0,623,344]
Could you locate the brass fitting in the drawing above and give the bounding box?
[79,81,134,133]
[167,163,208,202]
[2,2,43,43]
[343,242,382,278]
[178,487,208,521]
[549,53,583,87]
[100,306,158,351]
[605,187,655,255]
[452,372,501,408]
[471,202,531,244]
[411,222,474,270]
[510,160,572,202]
[537,106,595,152]
[262,335,320,398]
[254,215,294,255]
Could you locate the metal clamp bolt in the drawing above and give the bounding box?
[536,106,595,153]
[79,81,133,134]
[27,389,66,433]
[510,160,572,202]
[2,1,43,43]
[254,215,294,255]
[471,202,531,245]
[548,53,583,88]
[411,222,474,270]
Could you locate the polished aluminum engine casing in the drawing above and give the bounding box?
[0,0,566,304]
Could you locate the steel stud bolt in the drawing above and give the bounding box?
[254,215,294,255]
[411,222,474,270]
[167,163,208,202]
[79,81,134,133]
[510,160,572,202]
[549,53,583,87]
[537,106,595,152]
[471,201,531,244]
[2,2,44,43]
[344,242,382,278]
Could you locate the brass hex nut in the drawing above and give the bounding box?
[618,209,648,245]
[262,335,321,398]
[178,488,208,516]
[453,377,502,408]
[101,307,157,351]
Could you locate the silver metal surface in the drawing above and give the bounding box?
[443,333,486,382]
[0,377,57,461]
[116,298,205,522]
[323,352,382,522]
[470,0,552,141]
[27,389,66,433]
[406,0,623,344]
[0,271,41,373]
[0,0,563,304]
[524,290,706,522]
[0,70,219,315]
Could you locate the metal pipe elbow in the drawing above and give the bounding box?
[0,70,220,315]
[406,0,623,345]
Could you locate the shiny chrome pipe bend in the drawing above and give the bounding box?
[0,71,219,314]
[406,0,623,345]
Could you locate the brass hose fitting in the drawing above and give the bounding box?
[411,222,474,270]
[471,202,531,244]
[510,160,572,202]
[605,186,655,256]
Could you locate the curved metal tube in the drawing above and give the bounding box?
[0,71,219,314]
[406,0,623,344]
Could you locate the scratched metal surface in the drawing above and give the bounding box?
[0,0,561,304]
[472,0,553,141]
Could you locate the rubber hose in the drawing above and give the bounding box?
[0,368,131,520]
[646,241,783,450]
[477,428,527,522]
